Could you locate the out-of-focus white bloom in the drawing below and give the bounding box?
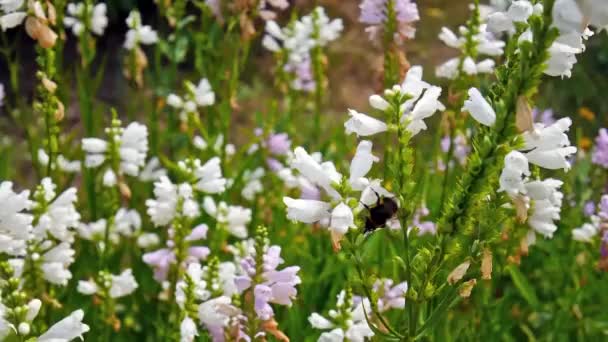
[102,169,117,187]
[77,219,108,241]
[544,40,583,78]
[137,232,160,248]
[242,167,265,200]
[57,155,82,173]
[0,0,26,31]
[38,309,90,341]
[110,269,138,298]
[193,135,208,150]
[0,181,32,256]
[572,222,599,242]
[203,197,251,239]
[521,118,577,170]
[263,6,342,64]
[114,208,141,236]
[344,109,389,137]
[64,2,108,36]
[403,85,445,135]
[77,280,98,295]
[462,87,496,126]
[139,157,167,182]
[146,177,200,226]
[349,140,378,188]
[190,157,227,194]
[487,0,534,33]
[41,242,75,285]
[167,79,215,122]
[124,10,158,50]
[180,317,198,342]
[309,291,374,342]
[198,296,235,331]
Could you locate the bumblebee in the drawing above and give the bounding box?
[362,194,399,233]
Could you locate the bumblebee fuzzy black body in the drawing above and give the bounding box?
[363,196,399,233]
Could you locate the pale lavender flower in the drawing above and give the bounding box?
[235,246,301,320]
[584,201,596,217]
[410,206,436,235]
[360,0,420,44]
[532,108,556,125]
[600,195,608,220]
[372,279,408,312]
[441,134,470,166]
[592,128,608,168]
[266,158,284,172]
[266,133,292,156]
[284,57,315,92]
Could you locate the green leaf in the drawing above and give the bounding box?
[507,265,540,308]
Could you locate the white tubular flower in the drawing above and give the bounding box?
[41,242,75,285]
[487,0,534,33]
[369,94,390,111]
[146,176,199,226]
[404,85,445,135]
[120,122,149,176]
[192,157,226,194]
[0,0,27,31]
[439,27,463,48]
[198,296,234,331]
[124,10,158,50]
[544,41,582,78]
[283,197,331,223]
[462,87,496,126]
[64,2,108,36]
[77,280,98,295]
[137,232,160,248]
[114,208,141,236]
[0,181,32,256]
[572,222,598,242]
[522,118,577,170]
[38,309,90,341]
[526,179,563,238]
[34,179,80,242]
[139,157,167,182]
[82,137,108,166]
[292,147,342,198]
[498,151,530,197]
[110,269,139,298]
[349,140,378,188]
[242,168,265,201]
[344,109,388,137]
[436,58,460,79]
[180,317,198,342]
[193,78,215,106]
[330,202,355,235]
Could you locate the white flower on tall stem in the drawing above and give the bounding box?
[32,178,80,242]
[40,241,75,285]
[146,176,200,227]
[462,87,496,127]
[37,309,90,341]
[177,157,227,194]
[521,118,577,170]
[124,10,158,50]
[0,0,26,31]
[309,290,374,342]
[82,120,149,178]
[167,78,215,123]
[346,66,445,137]
[203,197,251,239]
[0,181,33,256]
[64,2,108,36]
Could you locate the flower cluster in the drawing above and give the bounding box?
[359,0,420,44]
[167,78,216,123]
[64,1,108,36]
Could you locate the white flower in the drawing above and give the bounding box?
[77,219,107,241]
[203,197,251,239]
[330,203,355,235]
[64,2,108,36]
[114,208,141,236]
[137,232,160,248]
[369,94,390,111]
[0,11,26,31]
[403,85,445,135]
[110,269,138,298]
[292,147,342,198]
[310,292,374,342]
[192,157,227,194]
[124,10,158,50]
[57,155,82,173]
[527,179,563,238]
[139,157,167,182]
[436,58,460,79]
[0,0,25,13]
[77,280,98,295]
[41,242,75,285]
[498,151,530,197]
[462,87,496,126]
[487,0,534,33]
[38,309,90,341]
[193,78,215,106]
[344,109,389,137]
[242,167,265,200]
[521,118,577,170]
[283,197,331,223]
[349,140,378,188]
[572,222,598,242]
[0,181,32,256]
[180,317,198,342]
[33,179,80,242]
[120,122,149,176]
[102,169,117,187]
[146,177,200,226]
[544,40,582,78]
[198,296,234,329]
[439,27,463,48]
